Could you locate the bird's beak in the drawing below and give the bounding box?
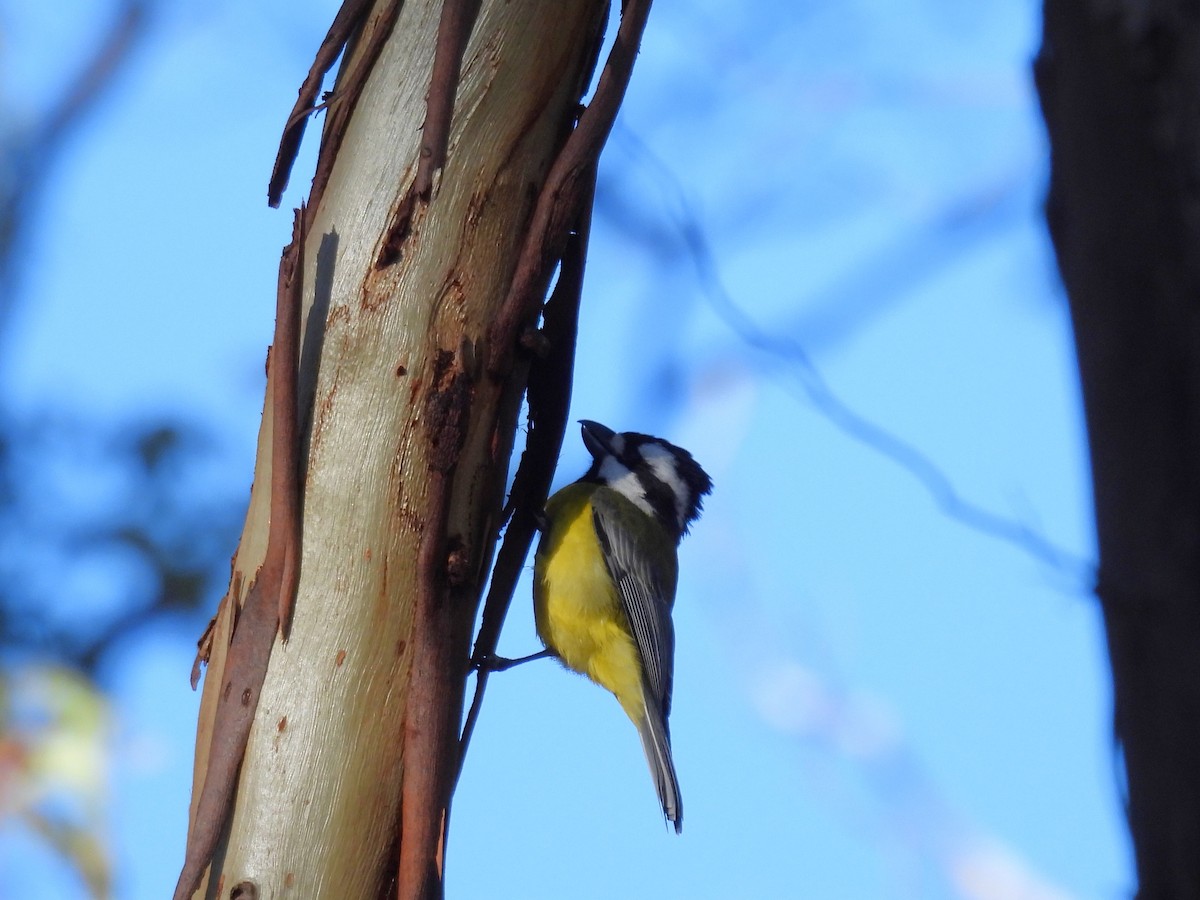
[579,420,615,459]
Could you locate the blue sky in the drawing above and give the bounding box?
[1,1,1130,897]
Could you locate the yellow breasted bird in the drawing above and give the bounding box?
[533,420,712,833]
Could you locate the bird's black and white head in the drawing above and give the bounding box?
[579,420,713,543]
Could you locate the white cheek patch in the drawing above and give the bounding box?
[598,455,654,517]
[638,442,689,530]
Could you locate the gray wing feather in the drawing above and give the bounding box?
[592,492,683,831]
[590,494,675,715]
[634,694,683,832]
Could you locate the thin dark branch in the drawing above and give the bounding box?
[456,0,652,759]
[456,164,595,779]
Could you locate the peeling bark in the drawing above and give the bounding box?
[179,1,629,897]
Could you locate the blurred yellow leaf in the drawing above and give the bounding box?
[1,665,112,898]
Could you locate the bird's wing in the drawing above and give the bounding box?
[591,491,676,716]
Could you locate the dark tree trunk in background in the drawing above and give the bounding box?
[1036,3,1200,896]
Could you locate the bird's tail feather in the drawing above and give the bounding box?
[635,695,682,833]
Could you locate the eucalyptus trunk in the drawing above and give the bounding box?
[181,1,612,896]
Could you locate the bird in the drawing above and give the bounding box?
[532,419,712,833]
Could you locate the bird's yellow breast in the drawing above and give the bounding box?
[533,483,644,719]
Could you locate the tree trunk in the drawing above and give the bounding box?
[182,1,610,897]
[1036,3,1200,896]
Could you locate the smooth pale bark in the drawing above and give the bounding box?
[184,1,608,896]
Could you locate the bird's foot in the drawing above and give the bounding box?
[472,649,554,672]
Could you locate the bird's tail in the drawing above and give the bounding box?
[634,695,683,833]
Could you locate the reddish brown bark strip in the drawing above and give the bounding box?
[173,208,305,900]
[414,0,483,201]
[305,2,406,226]
[275,209,304,637]
[374,0,481,272]
[269,0,406,223]
[268,0,373,208]
[397,350,475,900]
[486,0,652,379]
[390,9,622,895]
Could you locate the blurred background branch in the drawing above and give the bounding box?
[1,1,149,335]
[1,4,244,894]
